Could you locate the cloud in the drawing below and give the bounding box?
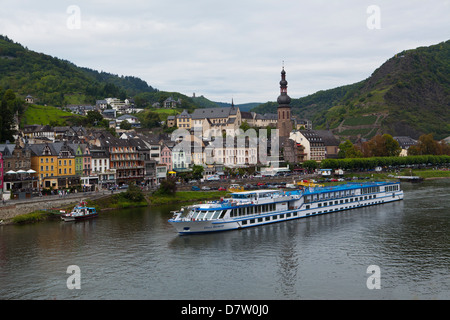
[1,0,449,102]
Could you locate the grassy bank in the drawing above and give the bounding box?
[11,210,58,224]
[87,194,148,212]
[147,191,230,206]
[398,169,450,179]
[343,169,450,181]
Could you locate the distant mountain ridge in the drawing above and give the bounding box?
[1,35,448,140]
[0,35,259,113]
[252,40,450,140]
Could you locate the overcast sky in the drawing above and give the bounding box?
[1,0,449,103]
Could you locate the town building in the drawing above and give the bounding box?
[102,136,144,185]
[29,143,58,190]
[394,136,418,157]
[205,136,258,168]
[164,97,182,108]
[176,109,192,130]
[191,103,242,138]
[282,139,307,164]
[290,130,326,162]
[90,147,115,190]
[25,95,34,104]
[1,141,37,199]
[166,116,176,128]
[23,125,55,142]
[96,100,108,109]
[254,113,278,128]
[314,130,340,159]
[116,115,140,128]
[160,144,173,172]
[53,141,79,190]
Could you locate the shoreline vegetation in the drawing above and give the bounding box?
[5,169,450,225]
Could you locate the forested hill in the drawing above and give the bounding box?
[0,35,157,106]
[252,40,450,140]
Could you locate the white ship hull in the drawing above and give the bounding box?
[169,220,241,234]
[169,182,404,235]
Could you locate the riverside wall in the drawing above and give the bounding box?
[0,193,112,221]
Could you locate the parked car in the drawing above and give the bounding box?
[218,187,226,191]
[191,186,200,191]
[201,186,211,191]
[119,184,129,189]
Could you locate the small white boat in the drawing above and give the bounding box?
[61,201,98,222]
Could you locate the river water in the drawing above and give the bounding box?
[0,179,448,300]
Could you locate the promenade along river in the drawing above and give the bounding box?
[0,179,449,300]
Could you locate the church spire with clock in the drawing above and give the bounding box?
[277,66,293,139]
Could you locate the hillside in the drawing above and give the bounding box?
[252,40,450,140]
[0,35,157,106]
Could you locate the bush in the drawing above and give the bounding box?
[153,178,177,196]
[121,183,145,202]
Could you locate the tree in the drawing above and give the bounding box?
[338,140,363,158]
[362,134,401,157]
[154,177,177,196]
[86,110,103,126]
[141,111,161,129]
[239,121,252,132]
[408,133,449,155]
[120,120,132,130]
[302,160,318,171]
[191,165,204,180]
[0,90,17,143]
[121,183,144,202]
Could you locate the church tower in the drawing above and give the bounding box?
[277,66,293,139]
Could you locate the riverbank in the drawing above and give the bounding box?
[2,168,449,225]
[342,168,450,180]
[0,190,231,225]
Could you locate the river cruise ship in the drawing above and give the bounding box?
[168,181,403,235]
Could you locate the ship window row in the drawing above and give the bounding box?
[361,186,381,194]
[230,203,276,217]
[242,211,299,225]
[304,190,355,203]
[311,195,377,208]
[385,185,399,192]
[191,210,225,220]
